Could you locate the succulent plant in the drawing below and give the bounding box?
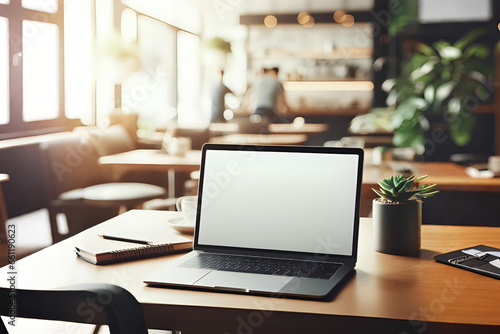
[373,174,438,203]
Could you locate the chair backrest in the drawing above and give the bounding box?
[0,283,148,334]
[39,134,109,200]
[74,124,136,157]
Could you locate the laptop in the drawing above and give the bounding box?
[145,144,364,300]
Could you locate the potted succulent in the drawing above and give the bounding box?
[372,174,438,255]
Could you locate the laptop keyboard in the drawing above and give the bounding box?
[180,253,342,280]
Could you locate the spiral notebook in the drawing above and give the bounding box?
[74,210,192,265]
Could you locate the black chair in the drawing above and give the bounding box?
[0,283,148,334]
[39,134,167,243]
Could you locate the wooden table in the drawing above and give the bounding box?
[268,123,329,135]
[364,161,500,192]
[99,149,202,198]
[209,134,308,145]
[4,210,499,333]
[208,123,329,135]
[360,152,500,217]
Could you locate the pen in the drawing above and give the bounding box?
[98,234,152,245]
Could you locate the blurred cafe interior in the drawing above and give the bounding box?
[0,0,500,259]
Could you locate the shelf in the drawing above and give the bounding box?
[284,80,374,91]
[288,107,370,116]
[250,48,372,60]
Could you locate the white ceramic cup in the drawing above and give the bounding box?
[176,196,197,226]
[488,156,500,173]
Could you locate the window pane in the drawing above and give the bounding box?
[22,0,58,13]
[0,0,10,4]
[0,17,8,125]
[22,20,60,122]
[122,16,176,131]
[177,31,201,126]
[64,0,92,124]
[95,0,115,124]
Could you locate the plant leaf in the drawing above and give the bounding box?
[415,175,428,182]
[448,110,476,146]
[453,28,486,50]
[433,81,457,112]
[377,180,393,192]
[464,44,490,59]
[410,60,437,81]
[439,46,462,60]
[419,190,440,198]
[418,43,437,57]
[424,84,435,104]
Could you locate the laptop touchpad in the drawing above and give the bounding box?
[194,271,292,292]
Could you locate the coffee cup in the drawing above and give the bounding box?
[176,196,197,226]
[488,156,500,174]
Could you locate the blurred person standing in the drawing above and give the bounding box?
[250,67,290,123]
[210,70,233,123]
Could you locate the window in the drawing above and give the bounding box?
[177,31,201,125]
[0,1,66,137]
[64,0,92,124]
[121,15,177,130]
[22,0,58,13]
[0,0,203,138]
[0,17,8,125]
[22,20,59,122]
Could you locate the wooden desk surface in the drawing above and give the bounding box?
[4,210,500,333]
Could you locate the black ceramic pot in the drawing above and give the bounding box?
[373,199,422,256]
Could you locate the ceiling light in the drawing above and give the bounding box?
[341,14,355,27]
[302,16,315,28]
[297,12,310,25]
[333,10,346,23]
[264,15,277,28]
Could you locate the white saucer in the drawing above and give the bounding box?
[168,217,195,234]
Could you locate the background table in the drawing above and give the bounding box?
[361,159,500,218]
[3,210,500,333]
[99,149,201,198]
[209,134,308,145]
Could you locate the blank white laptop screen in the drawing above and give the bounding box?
[197,149,360,256]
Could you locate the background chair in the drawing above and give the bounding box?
[0,283,148,334]
[39,134,167,243]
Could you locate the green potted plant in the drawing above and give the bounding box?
[372,174,438,255]
[382,28,492,155]
[202,37,232,70]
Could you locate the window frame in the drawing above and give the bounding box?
[0,1,77,140]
